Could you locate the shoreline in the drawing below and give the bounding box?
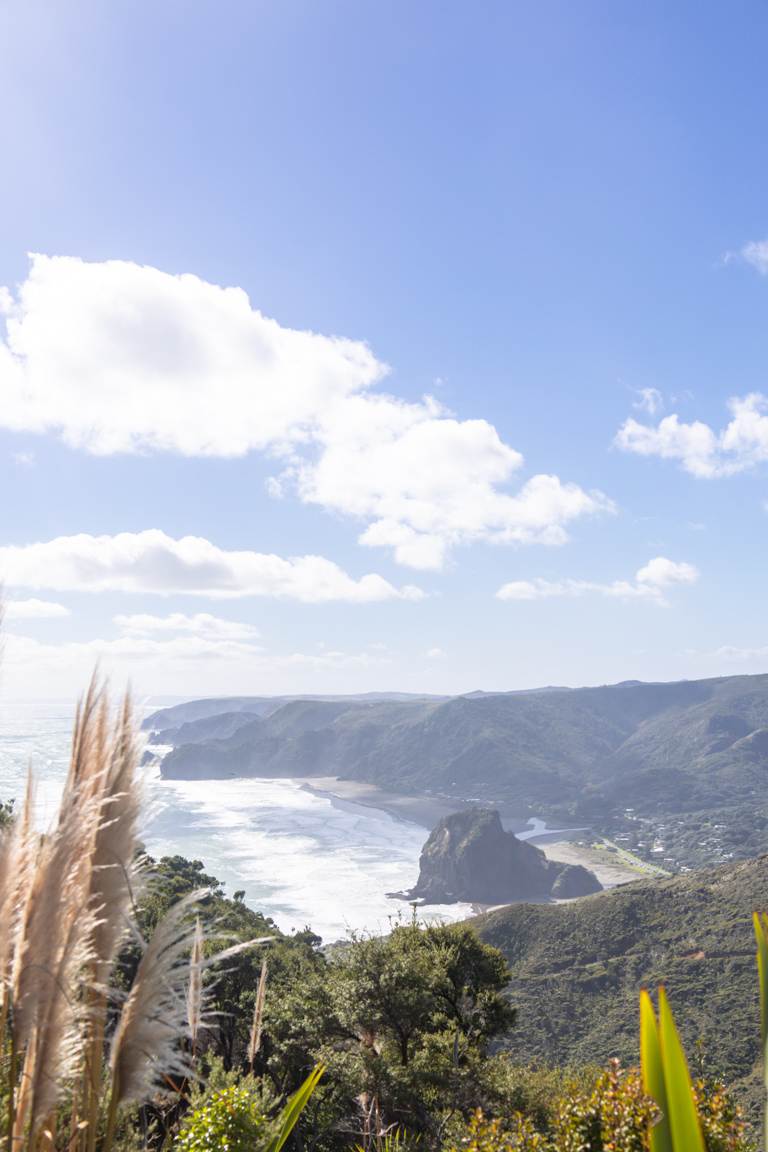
[300,776,641,893]
[300,776,463,830]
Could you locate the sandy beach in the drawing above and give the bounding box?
[539,839,641,889]
[301,776,642,892]
[302,776,463,830]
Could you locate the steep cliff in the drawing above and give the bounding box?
[406,808,601,904]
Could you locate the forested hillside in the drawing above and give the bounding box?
[153,675,768,869]
[475,855,768,1110]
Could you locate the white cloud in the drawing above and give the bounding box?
[0,254,384,456]
[4,597,71,620]
[497,556,698,606]
[738,239,768,275]
[0,530,424,603]
[425,647,446,659]
[114,612,261,641]
[1,255,614,569]
[290,395,614,569]
[615,393,768,477]
[12,451,35,468]
[632,387,664,416]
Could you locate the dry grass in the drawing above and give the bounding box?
[0,676,216,1152]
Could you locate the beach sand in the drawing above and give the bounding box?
[539,839,640,889]
[302,776,641,892]
[302,776,462,830]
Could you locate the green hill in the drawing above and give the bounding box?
[157,675,768,811]
[473,854,768,1110]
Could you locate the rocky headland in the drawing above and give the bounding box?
[401,807,602,905]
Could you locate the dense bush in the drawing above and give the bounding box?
[175,1084,276,1152]
[446,1063,753,1152]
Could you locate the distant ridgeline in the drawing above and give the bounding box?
[145,674,768,869]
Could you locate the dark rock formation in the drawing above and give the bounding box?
[405,807,601,905]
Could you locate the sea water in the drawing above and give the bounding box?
[0,700,473,941]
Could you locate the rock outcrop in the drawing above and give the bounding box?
[405,807,601,905]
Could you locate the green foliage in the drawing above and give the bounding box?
[175,1065,324,1152]
[753,912,768,1152]
[475,857,768,1112]
[270,1066,326,1152]
[640,987,704,1152]
[116,857,517,1150]
[445,1063,752,1152]
[551,1063,658,1152]
[128,855,755,1152]
[446,1110,547,1152]
[353,1126,421,1152]
[313,921,513,1138]
[694,1078,755,1152]
[175,1083,277,1152]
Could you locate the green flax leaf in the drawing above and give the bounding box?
[657,987,705,1152]
[267,1064,325,1152]
[640,989,672,1152]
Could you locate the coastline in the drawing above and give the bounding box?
[300,775,641,893]
[301,776,463,830]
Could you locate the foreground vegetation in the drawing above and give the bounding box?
[0,679,765,1151]
[474,857,768,1110]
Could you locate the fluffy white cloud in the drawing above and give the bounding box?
[0,254,384,456]
[288,395,614,570]
[0,530,423,603]
[1,256,614,569]
[114,612,261,641]
[497,556,698,606]
[3,597,71,620]
[615,393,768,477]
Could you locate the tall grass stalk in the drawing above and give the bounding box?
[249,959,268,1072]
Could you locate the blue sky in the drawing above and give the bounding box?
[2,0,768,699]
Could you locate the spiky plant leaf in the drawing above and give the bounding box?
[640,989,672,1152]
[267,1065,324,1152]
[754,912,768,1152]
[657,987,705,1152]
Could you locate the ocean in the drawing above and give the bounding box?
[0,699,473,941]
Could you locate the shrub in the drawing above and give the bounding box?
[175,1083,277,1152]
[445,1062,753,1152]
